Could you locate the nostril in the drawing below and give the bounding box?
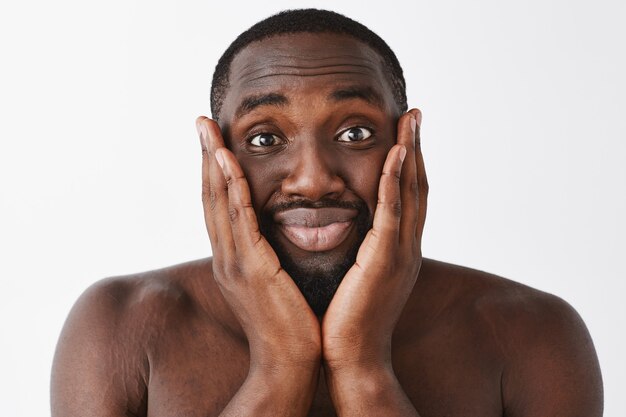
[281,162,345,201]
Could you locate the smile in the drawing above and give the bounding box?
[274,207,358,252]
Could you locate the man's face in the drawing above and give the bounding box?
[218,33,401,315]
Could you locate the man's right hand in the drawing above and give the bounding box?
[197,117,321,416]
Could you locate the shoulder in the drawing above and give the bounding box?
[63,257,212,334]
[417,259,604,416]
[418,258,590,334]
[51,257,217,417]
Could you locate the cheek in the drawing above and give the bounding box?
[236,156,277,215]
[341,148,389,214]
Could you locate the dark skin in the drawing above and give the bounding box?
[51,33,603,417]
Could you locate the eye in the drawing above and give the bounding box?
[337,127,373,142]
[249,133,281,147]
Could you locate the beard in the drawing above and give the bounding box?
[259,198,372,317]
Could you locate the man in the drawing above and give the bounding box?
[51,9,603,417]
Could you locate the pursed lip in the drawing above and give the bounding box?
[274,207,358,252]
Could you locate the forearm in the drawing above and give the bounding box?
[325,365,420,417]
[219,365,319,417]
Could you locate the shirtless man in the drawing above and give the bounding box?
[51,9,603,417]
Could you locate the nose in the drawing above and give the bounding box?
[280,142,345,201]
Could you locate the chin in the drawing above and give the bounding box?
[259,213,371,316]
[278,246,358,317]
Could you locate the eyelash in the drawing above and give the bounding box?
[245,131,285,148]
[336,126,374,142]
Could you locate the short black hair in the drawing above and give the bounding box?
[210,8,407,120]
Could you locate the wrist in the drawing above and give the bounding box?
[250,337,322,372]
[325,364,413,415]
[249,361,320,389]
[222,364,320,416]
[322,339,392,375]
[324,360,394,386]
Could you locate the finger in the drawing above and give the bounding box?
[397,111,420,247]
[197,116,235,260]
[216,148,283,272]
[197,117,218,246]
[413,111,429,243]
[370,144,407,244]
[215,149,262,248]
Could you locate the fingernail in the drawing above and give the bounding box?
[409,116,417,137]
[215,149,225,169]
[415,111,422,127]
[196,122,208,149]
[399,145,407,163]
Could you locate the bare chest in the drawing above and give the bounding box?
[143,325,503,417]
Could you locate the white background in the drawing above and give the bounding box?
[1,0,624,416]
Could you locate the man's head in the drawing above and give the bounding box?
[210,9,409,315]
[211,9,407,121]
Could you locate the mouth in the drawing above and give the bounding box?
[274,207,358,252]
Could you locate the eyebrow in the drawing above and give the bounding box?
[328,86,385,110]
[235,93,288,118]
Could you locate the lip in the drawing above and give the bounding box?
[274,207,358,252]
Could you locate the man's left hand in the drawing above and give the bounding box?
[322,109,427,383]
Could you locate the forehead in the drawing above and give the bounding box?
[220,33,395,119]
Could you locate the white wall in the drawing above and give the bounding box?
[1,0,624,415]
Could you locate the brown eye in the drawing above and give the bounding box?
[337,127,372,142]
[250,133,280,147]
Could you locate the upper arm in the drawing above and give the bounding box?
[51,278,148,417]
[499,293,603,417]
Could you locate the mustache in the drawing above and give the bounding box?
[265,198,369,217]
